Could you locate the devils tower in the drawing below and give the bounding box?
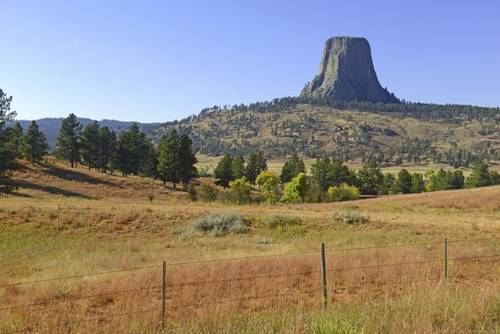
[301,36,399,103]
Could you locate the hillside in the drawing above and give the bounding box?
[152,101,500,166]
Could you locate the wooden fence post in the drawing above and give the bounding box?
[321,243,327,309]
[162,261,167,330]
[444,238,448,279]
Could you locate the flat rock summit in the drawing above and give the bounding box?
[301,36,399,103]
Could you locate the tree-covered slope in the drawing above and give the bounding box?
[151,100,500,167]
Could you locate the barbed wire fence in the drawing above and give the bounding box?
[0,237,498,333]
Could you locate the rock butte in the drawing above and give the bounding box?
[301,36,399,103]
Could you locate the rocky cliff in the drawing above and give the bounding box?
[301,36,399,103]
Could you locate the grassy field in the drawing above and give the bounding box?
[0,160,499,333]
[196,154,500,176]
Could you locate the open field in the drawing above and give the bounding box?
[196,154,500,176]
[0,161,499,333]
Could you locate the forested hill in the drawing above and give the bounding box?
[12,118,161,149]
[151,99,500,167]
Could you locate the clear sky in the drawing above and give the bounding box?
[1,0,499,122]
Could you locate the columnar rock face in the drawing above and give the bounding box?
[301,36,399,103]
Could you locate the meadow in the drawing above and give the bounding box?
[0,160,498,333]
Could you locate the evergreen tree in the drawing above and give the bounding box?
[280,153,305,183]
[157,130,180,188]
[231,155,246,180]
[214,153,233,188]
[246,151,267,183]
[22,121,48,165]
[139,141,158,178]
[466,161,491,188]
[427,169,449,191]
[410,173,425,193]
[80,121,100,170]
[0,89,17,192]
[447,170,465,189]
[115,124,149,177]
[7,122,23,159]
[357,159,383,195]
[178,134,197,191]
[380,173,396,195]
[310,157,331,193]
[394,169,412,194]
[56,113,81,168]
[96,126,115,173]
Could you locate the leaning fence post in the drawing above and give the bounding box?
[162,261,167,330]
[444,238,448,279]
[321,242,327,309]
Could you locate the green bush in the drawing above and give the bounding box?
[198,183,218,202]
[264,215,301,229]
[332,210,370,224]
[327,183,360,202]
[229,176,252,204]
[192,213,248,236]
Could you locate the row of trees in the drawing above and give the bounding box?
[209,151,500,204]
[213,151,267,188]
[57,114,198,189]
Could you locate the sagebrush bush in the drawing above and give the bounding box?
[192,213,248,236]
[327,183,360,202]
[332,210,370,224]
[198,183,217,202]
[264,215,301,229]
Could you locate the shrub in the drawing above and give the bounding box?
[255,171,280,204]
[192,213,248,236]
[327,183,360,202]
[332,210,370,224]
[281,172,308,203]
[229,176,252,204]
[198,183,218,202]
[187,183,197,201]
[264,215,301,229]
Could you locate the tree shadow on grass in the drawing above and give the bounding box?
[13,180,96,200]
[23,163,123,188]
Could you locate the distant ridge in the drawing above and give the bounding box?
[10,118,161,150]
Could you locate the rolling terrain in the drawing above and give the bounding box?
[152,103,500,166]
[0,160,498,333]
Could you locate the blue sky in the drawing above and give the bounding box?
[1,0,499,122]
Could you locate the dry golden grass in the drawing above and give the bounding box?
[0,161,499,333]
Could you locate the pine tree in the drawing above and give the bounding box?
[394,169,412,194]
[178,134,197,191]
[80,121,100,170]
[96,126,116,173]
[246,151,267,183]
[357,159,383,195]
[157,130,180,188]
[7,122,23,158]
[214,153,233,188]
[0,89,17,191]
[56,113,81,168]
[466,161,491,188]
[115,124,149,177]
[22,121,48,165]
[231,155,246,179]
[280,153,305,183]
